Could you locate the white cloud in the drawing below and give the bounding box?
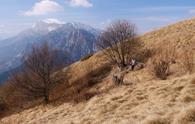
[70,0,93,8]
[23,0,63,16]
[43,18,65,24]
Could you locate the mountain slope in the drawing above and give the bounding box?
[44,23,99,61]
[0,21,100,83]
[2,71,195,124]
[141,17,195,49]
[1,18,195,124]
[0,21,60,73]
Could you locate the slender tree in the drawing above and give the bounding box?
[10,42,63,103]
[97,20,140,70]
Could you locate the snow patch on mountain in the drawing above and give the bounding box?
[32,21,63,34]
[66,22,101,36]
[43,18,65,24]
[0,20,101,81]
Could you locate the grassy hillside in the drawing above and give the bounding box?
[141,17,195,49]
[1,18,195,124]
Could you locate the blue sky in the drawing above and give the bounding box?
[0,0,195,39]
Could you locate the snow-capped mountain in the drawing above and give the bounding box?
[43,22,100,60]
[64,22,100,36]
[32,21,64,33]
[0,21,101,83]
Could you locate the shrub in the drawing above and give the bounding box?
[150,52,170,80]
[150,45,177,80]
[153,59,170,80]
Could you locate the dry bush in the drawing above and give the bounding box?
[181,49,194,74]
[152,59,170,80]
[150,46,177,80]
[150,52,169,80]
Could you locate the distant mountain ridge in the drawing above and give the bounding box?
[0,21,101,83]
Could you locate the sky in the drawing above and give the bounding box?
[0,0,195,39]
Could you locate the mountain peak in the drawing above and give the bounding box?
[42,18,65,24]
[62,22,101,35]
[0,20,100,76]
[32,20,63,33]
[31,20,100,34]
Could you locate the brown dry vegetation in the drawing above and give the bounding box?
[1,18,195,124]
[97,20,141,70]
[148,45,177,80]
[181,48,194,74]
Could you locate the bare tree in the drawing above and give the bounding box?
[9,42,63,103]
[97,20,140,70]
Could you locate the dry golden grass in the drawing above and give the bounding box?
[142,115,170,124]
[49,51,112,104]
[1,69,195,124]
[173,105,195,124]
[181,48,194,74]
[148,45,178,80]
[178,78,195,102]
[2,17,195,124]
[141,17,195,49]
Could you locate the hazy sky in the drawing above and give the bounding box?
[0,0,195,39]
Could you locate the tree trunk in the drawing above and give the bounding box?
[44,89,49,104]
[44,94,49,104]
